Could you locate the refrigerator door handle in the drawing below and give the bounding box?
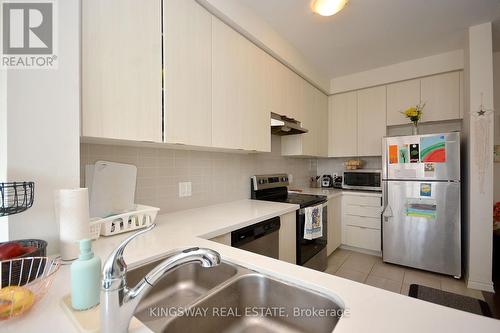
[382,204,393,222]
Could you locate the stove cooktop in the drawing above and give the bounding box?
[264,193,326,208]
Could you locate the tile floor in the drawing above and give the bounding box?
[326,249,485,300]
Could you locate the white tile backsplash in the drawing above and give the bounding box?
[81,136,316,213]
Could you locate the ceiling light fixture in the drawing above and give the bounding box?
[311,0,349,17]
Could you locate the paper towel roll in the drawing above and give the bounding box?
[56,188,90,261]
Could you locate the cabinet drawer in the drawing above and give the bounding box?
[344,226,381,252]
[344,204,381,218]
[342,195,381,207]
[344,214,380,229]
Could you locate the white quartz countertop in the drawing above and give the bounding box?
[290,187,382,199]
[5,199,499,333]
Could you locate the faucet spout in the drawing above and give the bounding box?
[100,225,221,333]
[144,247,221,287]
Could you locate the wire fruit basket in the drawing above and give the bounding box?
[0,257,60,320]
[0,182,35,217]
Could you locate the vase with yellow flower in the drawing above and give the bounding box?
[402,103,425,135]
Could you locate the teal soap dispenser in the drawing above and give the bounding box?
[71,238,101,310]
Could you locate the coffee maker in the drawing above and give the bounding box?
[321,175,333,188]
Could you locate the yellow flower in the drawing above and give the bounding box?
[404,107,417,117]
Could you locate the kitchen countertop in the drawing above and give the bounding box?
[5,199,500,333]
[291,187,382,199]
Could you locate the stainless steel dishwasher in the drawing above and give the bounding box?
[231,217,280,259]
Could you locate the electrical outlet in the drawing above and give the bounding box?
[288,174,293,183]
[178,182,192,197]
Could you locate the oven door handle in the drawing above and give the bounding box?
[299,202,327,215]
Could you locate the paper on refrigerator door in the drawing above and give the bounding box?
[405,198,437,219]
[420,135,446,163]
[389,145,398,164]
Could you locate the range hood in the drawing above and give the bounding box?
[270,112,308,136]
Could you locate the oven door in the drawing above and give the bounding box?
[297,202,327,267]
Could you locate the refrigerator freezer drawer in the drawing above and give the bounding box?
[345,214,381,230]
[382,180,461,276]
[345,225,381,252]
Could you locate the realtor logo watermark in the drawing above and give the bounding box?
[1,0,57,68]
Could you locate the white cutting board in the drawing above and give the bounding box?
[89,161,137,218]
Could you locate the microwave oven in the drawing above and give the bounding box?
[342,170,381,192]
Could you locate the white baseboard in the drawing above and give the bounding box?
[466,279,494,292]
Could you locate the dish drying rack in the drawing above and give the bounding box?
[89,204,159,239]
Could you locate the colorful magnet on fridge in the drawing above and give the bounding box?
[389,145,398,164]
[409,144,420,163]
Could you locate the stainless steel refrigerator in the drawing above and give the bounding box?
[382,132,461,277]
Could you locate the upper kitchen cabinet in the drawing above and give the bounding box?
[357,86,386,156]
[420,72,460,122]
[164,0,212,146]
[211,17,270,152]
[82,0,162,142]
[281,82,328,157]
[316,89,329,157]
[387,72,462,126]
[328,91,357,157]
[284,69,304,121]
[266,58,287,118]
[266,57,303,121]
[386,78,421,126]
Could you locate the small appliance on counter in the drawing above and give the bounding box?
[332,175,343,189]
[321,175,333,188]
[342,170,381,192]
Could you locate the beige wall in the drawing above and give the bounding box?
[5,0,81,253]
[493,52,500,203]
[81,136,316,214]
[463,22,494,292]
[330,50,464,94]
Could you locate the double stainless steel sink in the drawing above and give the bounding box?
[127,255,344,333]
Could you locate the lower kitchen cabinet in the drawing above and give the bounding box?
[278,212,297,264]
[327,196,342,256]
[344,225,381,252]
[341,193,382,253]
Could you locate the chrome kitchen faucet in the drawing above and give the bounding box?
[100,223,221,333]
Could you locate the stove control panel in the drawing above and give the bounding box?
[252,174,290,191]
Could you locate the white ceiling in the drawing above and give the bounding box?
[238,0,500,78]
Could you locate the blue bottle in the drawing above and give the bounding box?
[71,239,101,310]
